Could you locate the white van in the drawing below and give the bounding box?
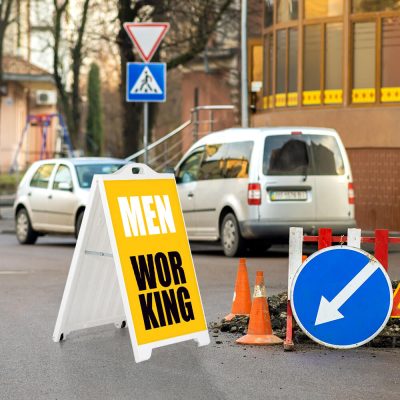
[174,127,356,257]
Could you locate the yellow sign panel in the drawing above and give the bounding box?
[103,178,207,345]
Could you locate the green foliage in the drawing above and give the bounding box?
[0,173,22,195]
[86,63,103,156]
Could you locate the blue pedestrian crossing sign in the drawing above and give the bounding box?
[291,246,393,348]
[126,62,166,102]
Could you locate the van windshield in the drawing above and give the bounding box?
[263,135,345,176]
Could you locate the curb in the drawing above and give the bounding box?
[0,229,15,235]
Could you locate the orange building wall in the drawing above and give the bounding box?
[0,83,58,173]
[252,106,400,149]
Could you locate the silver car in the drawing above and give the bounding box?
[14,157,126,244]
[174,127,356,257]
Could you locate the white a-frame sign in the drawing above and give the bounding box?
[53,164,210,362]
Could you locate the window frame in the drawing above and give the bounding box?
[29,163,56,189]
[52,164,74,191]
[261,0,400,110]
[176,147,205,184]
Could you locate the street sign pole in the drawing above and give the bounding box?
[124,23,170,166]
[143,102,149,164]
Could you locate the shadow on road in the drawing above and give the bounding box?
[189,242,313,259]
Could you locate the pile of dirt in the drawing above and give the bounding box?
[209,281,400,348]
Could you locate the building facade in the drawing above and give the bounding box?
[0,0,65,173]
[251,0,400,231]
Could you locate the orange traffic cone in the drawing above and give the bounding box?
[236,271,283,345]
[224,258,252,321]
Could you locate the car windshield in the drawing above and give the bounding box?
[75,163,125,188]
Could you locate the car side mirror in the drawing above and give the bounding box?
[58,182,73,191]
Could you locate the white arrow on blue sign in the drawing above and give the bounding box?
[291,246,393,349]
[126,62,166,102]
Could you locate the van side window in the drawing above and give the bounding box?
[198,144,229,180]
[263,136,310,175]
[176,148,204,184]
[30,164,55,188]
[310,135,345,175]
[224,141,253,178]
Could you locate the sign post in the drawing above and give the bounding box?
[142,99,149,165]
[123,22,170,164]
[291,246,393,348]
[53,164,209,362]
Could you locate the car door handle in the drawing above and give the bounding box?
[48,194,53,199]
[28,192,31,197]
[188,193,194,198]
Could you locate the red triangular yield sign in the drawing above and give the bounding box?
[124,22,170,62]
[391,283,400,318]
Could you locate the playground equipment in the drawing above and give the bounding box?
[9,113,74,173]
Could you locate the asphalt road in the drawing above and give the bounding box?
[1,232,400,400]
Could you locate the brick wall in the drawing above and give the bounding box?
[348,148,400,231]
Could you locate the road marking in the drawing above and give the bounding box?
[315,259,380,326]
[0,271,29,275]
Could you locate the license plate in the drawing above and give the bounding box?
[270,191,307,201]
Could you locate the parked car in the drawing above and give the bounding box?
[173,127,356,257]
[14,157,127,244]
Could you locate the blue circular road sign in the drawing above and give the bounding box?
[291,246,393,348]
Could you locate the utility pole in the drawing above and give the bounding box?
[241,0,249,128]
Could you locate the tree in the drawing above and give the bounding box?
[86,63,103,155]
[0,0,15,84]
[116,0,235,156]
[52,0,91,147]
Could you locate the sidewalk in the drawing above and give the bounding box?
[0,207,14,234]
[0,196,15,234]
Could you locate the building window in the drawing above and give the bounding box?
[277,0,299,22]
[263,34,274,108]
[262,0,400,110]
[288,28,298,106]
[265,0,274,27]
[305,0,343,19]
[352,21,376,104]
[381,17,400,103]
[274,28,298,107]
[303,24,321,105]
[325,23,343,104]
[276,30,287,106]
[352,0,400,13]
[251,44,263,83]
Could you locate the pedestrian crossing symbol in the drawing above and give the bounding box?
[131,66,162,94]
[127,62,166,102]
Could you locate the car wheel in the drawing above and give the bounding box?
[15,208,38,245]
[75,210,84,239]
[221,213,245,257]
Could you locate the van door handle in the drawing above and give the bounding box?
[188,193,194,198]
[28,192,32,197]
[48,194,53,199]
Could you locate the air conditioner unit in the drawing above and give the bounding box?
[36,90,57,106]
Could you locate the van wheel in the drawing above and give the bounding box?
[221,213,245,257]
[15,208,38,245]
[75,210,84,239]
